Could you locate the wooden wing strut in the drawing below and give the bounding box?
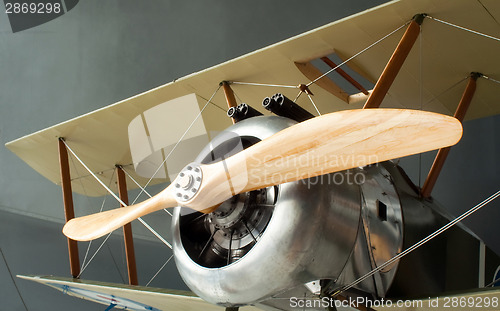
[58,138,80,278]
[421,73,480,198]
[116,166,138,286]
[222,81,238,124]
[363,14,425,109]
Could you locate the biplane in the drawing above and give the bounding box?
[5,0,500,310]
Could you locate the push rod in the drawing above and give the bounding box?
[363,14,425,109]
[421,73,480,198]
[58,138,80,278]
[116,166,139,285]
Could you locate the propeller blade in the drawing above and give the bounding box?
[63,184,176,241]
[63,109,462,241]
[188,108,462,210]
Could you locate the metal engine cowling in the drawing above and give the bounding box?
[172,116,362,306]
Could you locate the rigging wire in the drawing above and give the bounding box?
[93,179,115,268]
[105,243,126,284]
[482,75,500,85]
[134,85,233,282]
[486,276,500,288]
[61,88,226,255]
[230,81,298,89]
[137,218,171,249]
[421,76,469,108]
[332,189,500,297]
[130,84,222,205]
[209,101,229,113]
[222,22,411,98]
[306,93,321,116]
[62,140,126,207]
[426,15,500,43]
[293,90,304,103]
[232,89,244,107]
[61,88,228,279]
[66,145,112,272]
[61,140,172,249]
[146,254,174,287]
[306,20,411,87]
[69,155,93,270]
[120,166,173,217]
[0,248,29,311]
[80,174,114,273]
[78,233,113,278]
[64,167,117,183]
[204,21,412,112]
[67,150,127,281]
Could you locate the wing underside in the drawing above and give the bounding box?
[18,275,261,311]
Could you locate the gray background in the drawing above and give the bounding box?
[0,0,499,310]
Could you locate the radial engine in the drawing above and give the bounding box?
[172,97,496,309]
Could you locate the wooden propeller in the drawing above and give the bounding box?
[63,109,462,241]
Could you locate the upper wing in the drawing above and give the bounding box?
[6,0,500,196]
[18,275,262,311]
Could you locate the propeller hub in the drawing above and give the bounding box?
[177,174,193,189]
[174,163,203,202]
